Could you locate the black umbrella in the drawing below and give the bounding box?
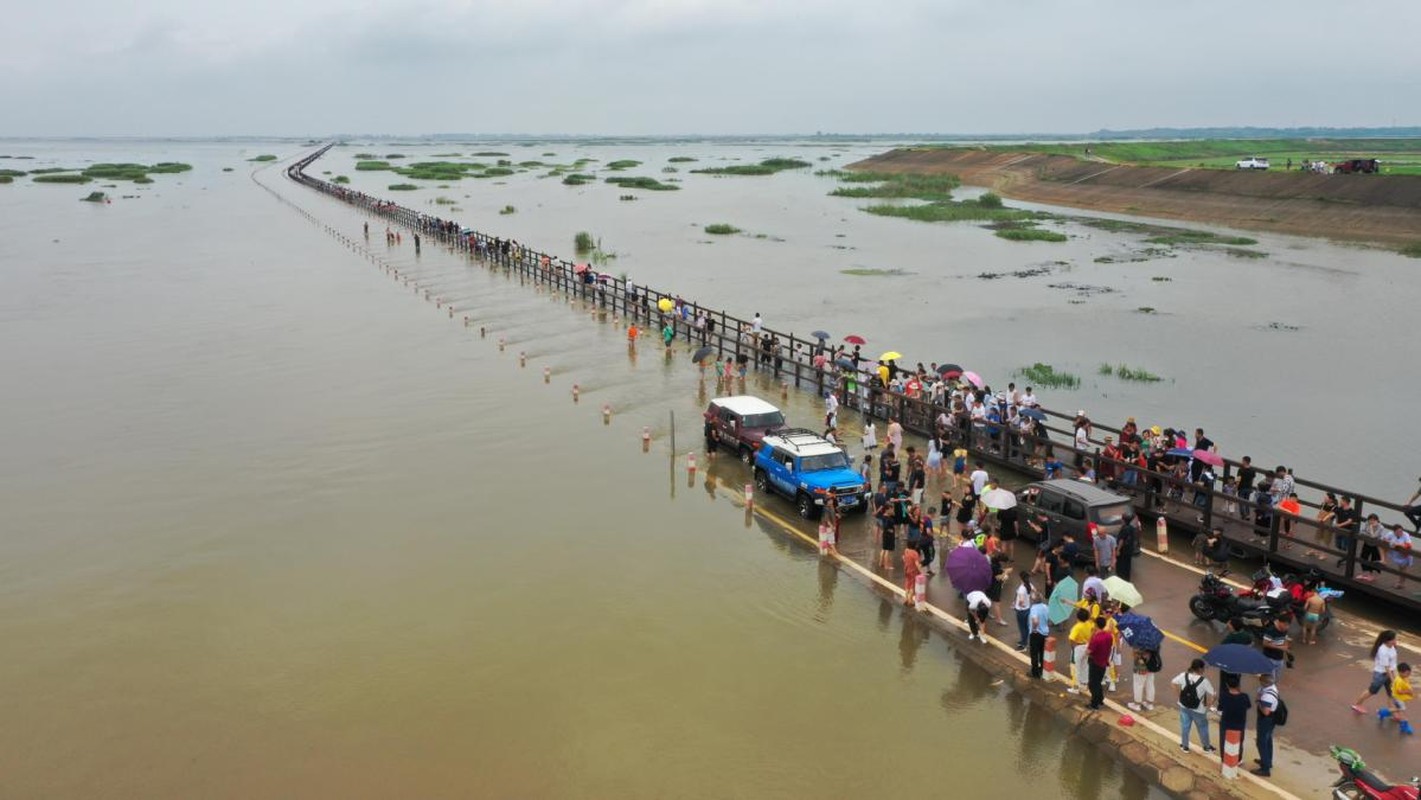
[1202,644,1276,675]
[937,363,964,375]
[691,346,714,363]
[811,330,831,340]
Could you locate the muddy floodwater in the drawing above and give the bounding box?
[1,136,1410,797]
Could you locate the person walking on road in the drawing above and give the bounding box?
[901,544,921,607]
[1252,674,1281,777]
[1353,630,1400,714]
[1086,617,1113,710]
[1012,573,1033,652]
[1028,592,1051,678]
[1172,658,1216,753]
[1378,662,1415,735]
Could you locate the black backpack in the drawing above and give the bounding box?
[1268,689,1289,726]
[1179,676,1203,710]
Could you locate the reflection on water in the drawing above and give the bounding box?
[0,140,1164,799]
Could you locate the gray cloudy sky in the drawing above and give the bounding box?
[5,0,1418,136]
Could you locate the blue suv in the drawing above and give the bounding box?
[753,429,869,519]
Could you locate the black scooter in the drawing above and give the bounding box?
[1188,572,1291,631]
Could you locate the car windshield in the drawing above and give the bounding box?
[801,451,850,472]
[741,411,785,429]
[1094,503,1132,526]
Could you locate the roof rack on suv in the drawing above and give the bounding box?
[764,428,833,451]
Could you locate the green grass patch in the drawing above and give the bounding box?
[829,172,961,202]
[388,183,418,191]
[1137,306,1157,314]
[0,169,26,177]
[1014,363,1080,389]
[605,176,678,191]
[385,153,405,159]
[499,205,516,215]
[30,167,77,174]
[34,173,91,184]
[332,175,350,183]
[692,157,812,176]
[355,153,376,159]
[1098,363,1113,375]
[996,227,1067,242]
[356,160,392,171]
[478,167,515,178]
[606,160,642,170]
[1399,242,1421,258]
[81,191,106,202]
[0,176,10,184]
[473,151,509,157]
[1145,232,1257,246]
[704,224,740,235]
[1224,247,1268,259]
[147,162,192,174]
[574,232,596,254]
[434,196,456,205]
[563,173,595,186]
[222,167,234,172]
[249,155,278,162]
[668,156,697,163]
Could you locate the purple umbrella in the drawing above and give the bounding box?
[945,544,992,595]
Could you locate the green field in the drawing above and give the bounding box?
[969,139,1421,176]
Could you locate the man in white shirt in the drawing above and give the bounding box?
[970,463,989,496]
[964,590,991,642]
[1172,659,1217,753]
[1020,387,1038,408]
[824,391,839,428]
[751,312,763,333]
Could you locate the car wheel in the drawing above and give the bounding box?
[754,469,769,493]
[796,493,817,520]
[739,447,754,465]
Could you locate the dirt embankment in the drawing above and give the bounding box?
[850,149,1421,246]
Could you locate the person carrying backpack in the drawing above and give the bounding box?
[1253,673,1287,777]
[1171,658,1216,753]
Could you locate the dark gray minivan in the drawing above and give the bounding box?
[1017,479,1135,541]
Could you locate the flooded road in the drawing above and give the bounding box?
[0,141,1164,798]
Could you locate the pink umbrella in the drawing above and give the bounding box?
[962,370,984,389]
[573,263,589,274]
[1193,449,1224,467]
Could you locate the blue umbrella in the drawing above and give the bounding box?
[945,545,992,595]
[1115,613,1164,651]
[1018,407,1047,421]
[1202,643,1275,675]
[811,330,831,340]
[1166,447,1195,459]
[834,357,855,370]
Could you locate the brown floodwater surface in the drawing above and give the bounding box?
[0,136,1284,799]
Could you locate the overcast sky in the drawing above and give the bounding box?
[5,0,1418,137]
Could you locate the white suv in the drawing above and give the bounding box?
[1235,157,1270,170]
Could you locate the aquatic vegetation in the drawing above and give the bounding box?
[385,153,406,159]
[434,196,456,205]
[704,224,740,235]
[222,167,234,172]
[1113,364,1164,382]
[477,167,516,178]
[563,174,595,186]
[1137,306,1157,314]
[1014,363,1080,389]
[431,152,462,157]
[668,156,697,163]
[1224,247,1268,259]
[249,155,278,162]
[147,162,192,174]
[662,166,678,173]
[34,173,92,183]
[499,205,516,215]
[473,151,509,157]
[574,231,596,254]
[977,192,1003,208]
[606,160,642,170]
[388,183,418,191]
[619,194,638,201]
[604,176,678,191]
[829,172,960,202]
[996,228,1068,242]
[1098,363,1114,376]
[332,175,350,183]
[1151,276,1172,281]
[864,202,1036,224]
[355,153,376,159]
[841,268,910,276]
[83,163,191,181]
[1146,232,1257,246]
[356,160,392,171]
[81,191,106,202]
[0,176,10,184]
[0,169,25,177]
[30,167,77,174]
[1400,242,1421,258]
[692,157,812,176]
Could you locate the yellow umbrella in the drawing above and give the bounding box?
[880,351,903,361]
[657,298,674,312]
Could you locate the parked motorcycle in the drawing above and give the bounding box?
[1331,745,1418,799]
[1240,566,1338,633]
[1188,572,1292,631]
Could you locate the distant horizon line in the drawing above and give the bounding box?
[3,125,1421,142]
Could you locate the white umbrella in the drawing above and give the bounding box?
[981,488,1017,511]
